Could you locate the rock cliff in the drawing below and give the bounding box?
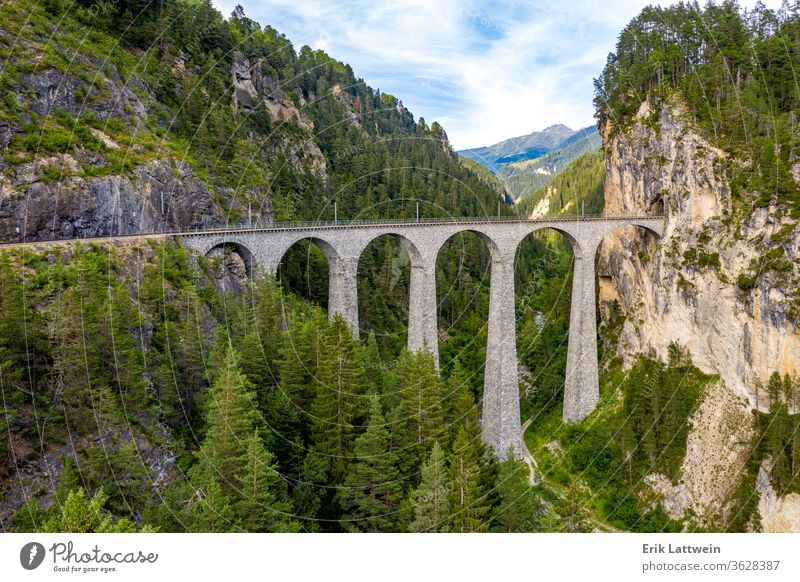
[0,45,326,241]
[598,97,800,529]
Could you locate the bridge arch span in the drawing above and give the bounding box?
[616,219,664,240]
[275,235,343,270]
[203,239,257,278]
[355,230,425,267]
[442,227,503,261]
[523,224,584,259]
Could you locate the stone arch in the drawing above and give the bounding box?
[446,227,502,261]
[354,231,428,356]
[274,235,342,270]
[433,227,501,361]
[356,230,425,268]
[595,221,663,282]
[276,236,343,308]
[606,220,664,241]
[205,240,256,277]
[523,224,584,259]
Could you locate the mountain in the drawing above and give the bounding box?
[499,126,601,202]
[457,124,601,202]
[457,123,575,173]
[515,148,604,218]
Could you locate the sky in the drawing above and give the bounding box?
[211,0,784,150]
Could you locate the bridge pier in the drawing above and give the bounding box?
[563,238,600,423]
[407,253,439,365]
[327,254,360,339]
[482,249,524,460]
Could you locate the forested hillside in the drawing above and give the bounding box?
[0,0,552,533]
[516,150,605,218]
[3,0,799,535]
[594,0,800,215]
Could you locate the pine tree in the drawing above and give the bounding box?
[310,315,365,480]
[292,451,330,531]
[278,307,327,412]
[235,430,299,532]
[187,342,293,531]
[493,451,543,532]
[409,441,450,532]
[448,426,491,533]
[337,397,403,532]
[191,342,262,490]
[238,275,285,400]
[560,483,593,533]
[397,350,444,449]
[262,388,304,477]
[381,401,416,480]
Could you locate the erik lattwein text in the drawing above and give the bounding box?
[643,543,721,554]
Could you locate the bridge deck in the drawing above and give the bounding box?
[0,214,664,247]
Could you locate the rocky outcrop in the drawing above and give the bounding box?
[231,52,327,180]
[207,245,249,295]
[0,426,176,524]
[0,44,336,243]
[600,98,800,408]
[600,97,800,530]
[0,157,224,241]
[757,459,800,532]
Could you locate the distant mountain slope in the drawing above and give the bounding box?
[459,157,510,201]
[515,149,604,218]
[500,126,601,201]
[457,124,575,173]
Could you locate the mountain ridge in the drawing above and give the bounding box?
[457,123,577,173]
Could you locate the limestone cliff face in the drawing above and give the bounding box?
[0,48,329,242]
[230,52,327,180]
[0,156,224,240]
[600,99,800,406]
[599,98,800,529]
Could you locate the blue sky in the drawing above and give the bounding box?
[211,0,783,150]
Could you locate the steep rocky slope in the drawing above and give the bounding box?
[598,97,800,530]
[0,33,323,241]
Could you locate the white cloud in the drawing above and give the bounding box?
[213,0,787,149]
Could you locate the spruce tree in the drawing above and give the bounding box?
[187,342,294,531]
[292,451,330,531]
[409,441,450,532]
[191,342,262,490]
[337,397,402,532]
[448,426,491,532]
[310,315,365,480]
[493,451,543,532]
[235,430,299,532]
[398,350,444,449]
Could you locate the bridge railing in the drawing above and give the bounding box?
[168,214,664,235]
[0,214,665,245]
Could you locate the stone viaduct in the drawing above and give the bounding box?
[178,216,664,459]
